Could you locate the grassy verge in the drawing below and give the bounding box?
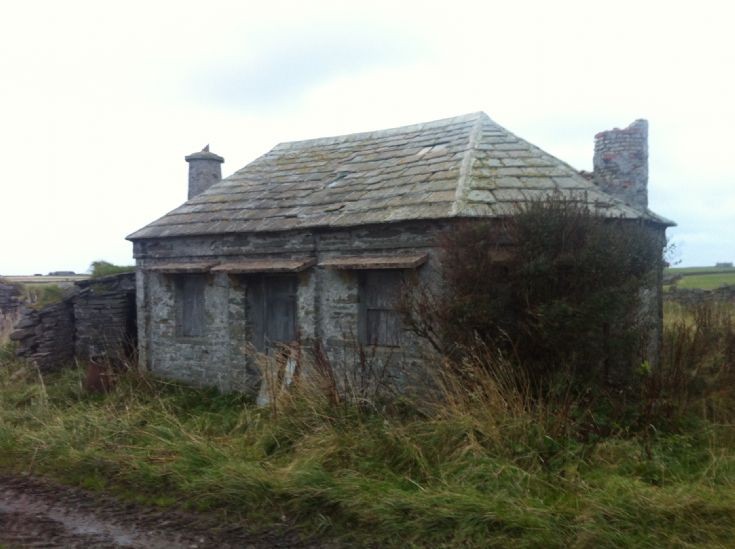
[0,308,734,546]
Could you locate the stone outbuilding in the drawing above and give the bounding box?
[127,112,672,394]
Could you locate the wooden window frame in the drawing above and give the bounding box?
[173,274,207,339]
[358,270,403,347]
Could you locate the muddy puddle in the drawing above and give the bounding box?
[0,475,321,548]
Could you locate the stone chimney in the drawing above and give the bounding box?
[185,145,224,199]
[593,119,648,210]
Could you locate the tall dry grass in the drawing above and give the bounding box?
[0,299,733,546]
[652,300,735,424]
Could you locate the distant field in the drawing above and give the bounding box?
[675,272,735,290]
[3,275,89,285]
[666,265,735,290]
[666,266,734,275]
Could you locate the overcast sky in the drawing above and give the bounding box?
[1,0,732,274]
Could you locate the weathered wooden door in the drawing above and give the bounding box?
[359,270,401,346]
[175,274,206,338]
[248,275,297,352]
[264,276,297,350]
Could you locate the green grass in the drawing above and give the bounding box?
[0,304,734,547]
[1,374,733,547]
[665,265,735,290]
[667,266,734,275]
[674,272,735,290]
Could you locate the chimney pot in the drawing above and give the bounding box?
[185,146,224,199]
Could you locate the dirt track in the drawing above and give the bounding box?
[0,475,321,548]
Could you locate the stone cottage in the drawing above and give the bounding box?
[127,112,672,394]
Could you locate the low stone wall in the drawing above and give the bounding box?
[9,273,136,371]
[0,281,26,344]
[665,285,735,306]
[74,275,136,361]
[11,302,75,371]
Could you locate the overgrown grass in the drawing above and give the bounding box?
[89,260,135,278]
[21,283,65,308]
[0,304,734,546]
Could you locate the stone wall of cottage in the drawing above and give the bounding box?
[640,225,667,371]
[133,221,450,394]
[133,219,668,395]
[142,271,246,390]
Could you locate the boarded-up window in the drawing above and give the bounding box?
[247,276,298,352]
[359,270,402,347]
[174,275,206,338]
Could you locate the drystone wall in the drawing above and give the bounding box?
[0,280,26,344]
[73,274,136,362]
[10,273,136,371]
[11,302,75,370]
[665,285,735,306]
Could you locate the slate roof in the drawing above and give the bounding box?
[128,112,671,240]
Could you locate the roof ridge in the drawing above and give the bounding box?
[451,114,485,215]
[272,111,486,151]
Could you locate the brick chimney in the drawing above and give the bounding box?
[185,145,224,199]
[593,120,648,210]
